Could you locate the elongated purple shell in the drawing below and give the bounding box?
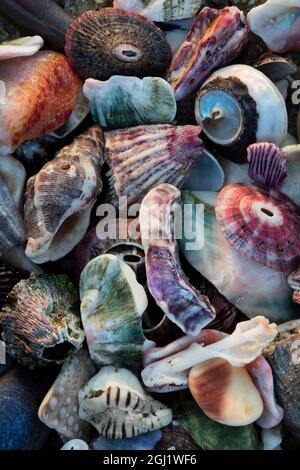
[167,6,248,101]
[140,183,216,336]
[247,142,287,189]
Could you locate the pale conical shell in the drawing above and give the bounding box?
[0,154,26,209]
[80,254,147,371]
[39,349,96,441]
[24,126,104,264]
[78,366,173,438]
[84,76,176,129]
[113,0,202,21]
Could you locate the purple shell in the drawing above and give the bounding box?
[247,142,287,189]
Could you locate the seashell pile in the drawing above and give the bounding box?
[0,0,300,452]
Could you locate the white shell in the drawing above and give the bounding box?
[113,1,202,22]
[61,439,89,450]
[0,36,44,60]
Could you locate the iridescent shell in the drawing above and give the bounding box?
[80,255,147,371]
[247,142,287,189]
[65,8,172,80]
[0,51,81,155]
[24,126,104,264]
[104,124,203,205]
[78,366,173,438]
[167,7,248,101]
[83,76,176,129]
[140,183,216,336]
[113,0,202,21]
[189,358,263,426]
[215,183,300,272]
[39,349,96,441]
[0,274,84,368]
[247,0,300,53]
[287,267,300,304]
[0,36,44,60]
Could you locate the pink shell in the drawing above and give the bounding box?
[247,142,287,189]
[215,183,300,272]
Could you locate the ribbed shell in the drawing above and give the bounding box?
[0,274,84,368]
[247,142,287,188]
[78,366,173,439]
[80,255,147,371]
[0,175,25,252]
[38,349,96,441]
[24,126,104,264]
[104,124,203,205]
[65,8,172,80]
[0,263,28,310]
[113,0,202,21]
[215,183,300,272]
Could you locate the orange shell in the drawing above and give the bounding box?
[0,51,81,153]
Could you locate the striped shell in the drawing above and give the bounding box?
[215,183,300,272]
[0,51,80,154]
[24,126,104,264]
[39,349,96,441]
[113,0,202,21]
[65,8,172,80]
[78,366,173,438]
[104,124,203,205]
[247,142,287,188]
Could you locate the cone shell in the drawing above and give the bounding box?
[80,255,147,371]
[167,7,248,101]
[39,349,96,441]
[0,51,81,154]
[113,0,202,21]
[104,124,203,205]
[189,358,263,426]
[83,76,176,129]
[0,263,28,310]
[247,142,287,189]
[24,126,104,264]
[0,273,84,368]
[65,8,172,80]
[215,183,300,272]
[78,366,173,438]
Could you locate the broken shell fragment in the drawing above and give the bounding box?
[0,51,81,155]
[83,76,176,129]
[247,142,287,189]
[287,267,300,304]
[189,358,263,426]
[0,273,84,368]
[65,8,172,80]
[113,0,202,22]
[195,64,288,162]
[247,0,300,53]
[0,36,44,60]
[140,184,216,336]
[253,53,297,82]
[78,366,173,438]
[167,7,248,101]
[0,155,26,210]
[24,126,104,264]
[39,349,96,441]
[104,124,203,205]
[80,255,147,371]
[215,183,300,272]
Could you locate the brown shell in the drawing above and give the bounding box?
[65,8,172,80]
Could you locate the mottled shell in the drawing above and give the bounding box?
[215,183,300,272]
[78,366,173,438]
[0,274,84,368]
[39,349,96,441]
[65,8,172,80]
[189,358,263,426]
[0,51,80,154]
[24,126,104,264]
[80,255,147,371]
[104,124,203,205]
[113,0,202,21]
[84,76,176,129]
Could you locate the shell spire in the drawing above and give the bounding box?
[247,142,287,189]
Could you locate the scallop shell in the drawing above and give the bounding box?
[0,51,81,155]
[104,124,203,205]
[65,8,172,80]
[0,273,84,368]
[24,126,104,264]
[247,142,287,189]
[80,254,147,371]
[215,183,300,272]
[83,76,176,129]
[78,366,173,438]
[113,0,201,21]
[167,6,249,101]
[39,349,96,441]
